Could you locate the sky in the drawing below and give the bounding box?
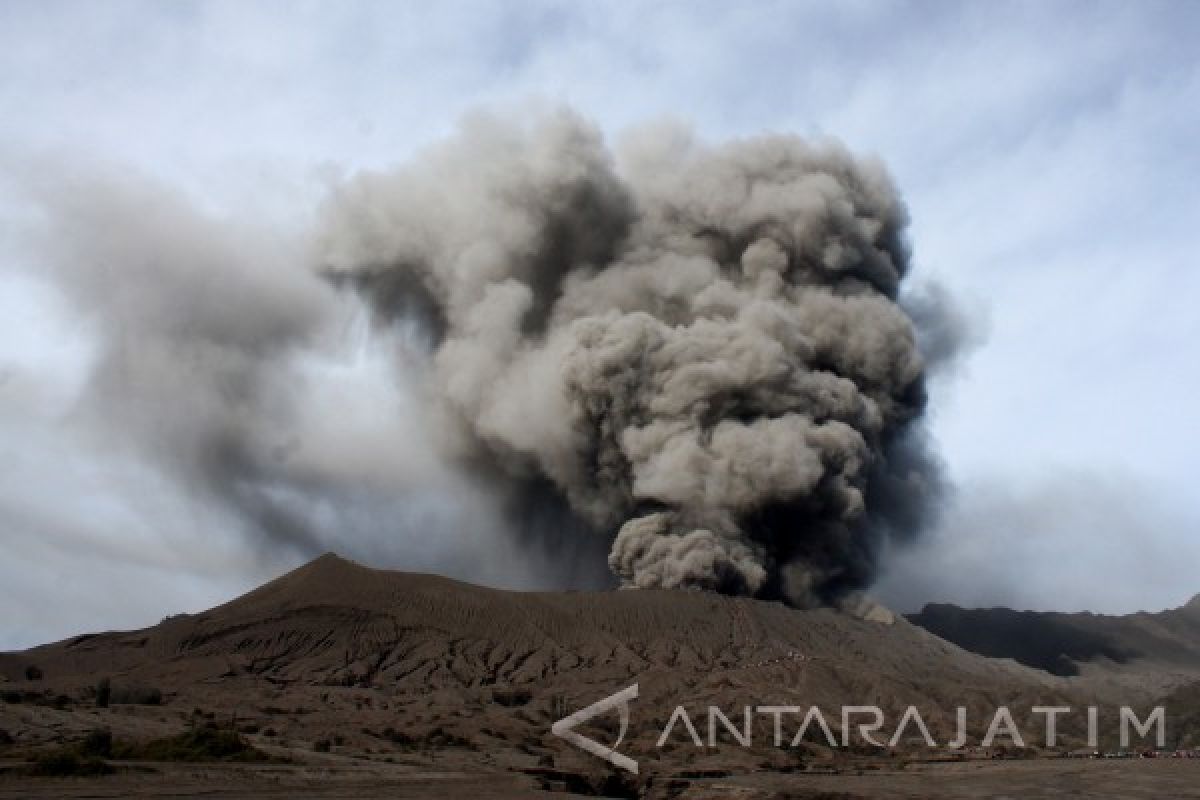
[2,0,1199,649]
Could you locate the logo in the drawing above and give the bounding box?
[549,685,1170,774]
[551,683,639,773]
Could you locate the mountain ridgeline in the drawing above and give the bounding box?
[907,596,1200,678]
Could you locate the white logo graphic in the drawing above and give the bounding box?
[551,684,639,773]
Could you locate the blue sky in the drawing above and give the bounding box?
[2,0,1199,648]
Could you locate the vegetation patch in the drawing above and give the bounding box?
[27,751,114,777]
[117,727,273,762]
[377,725,476,751]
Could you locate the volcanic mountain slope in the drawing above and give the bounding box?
[907,595,1200,695]
[2,553,1077,707]
[1,553,1197,792]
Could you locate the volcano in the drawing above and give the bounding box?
[2,555,1199,798]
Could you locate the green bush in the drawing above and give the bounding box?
[116,728,271,763]
[109,685,162,705]
[380,725,474,751]
[80,729,113,758]
[29,751,113,777]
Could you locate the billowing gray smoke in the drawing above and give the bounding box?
[8,108,955,606]
[317,110,949,606]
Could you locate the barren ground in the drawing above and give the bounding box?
[3,555,1199,798]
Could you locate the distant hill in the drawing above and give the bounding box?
[907,595,1200,689]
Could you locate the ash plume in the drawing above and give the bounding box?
[9,156,593,590]
[318,110,953,606]
[7,108,957,607]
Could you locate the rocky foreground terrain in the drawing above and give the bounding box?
[2,554,1199,798]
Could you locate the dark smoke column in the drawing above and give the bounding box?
[319,110,943,607]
